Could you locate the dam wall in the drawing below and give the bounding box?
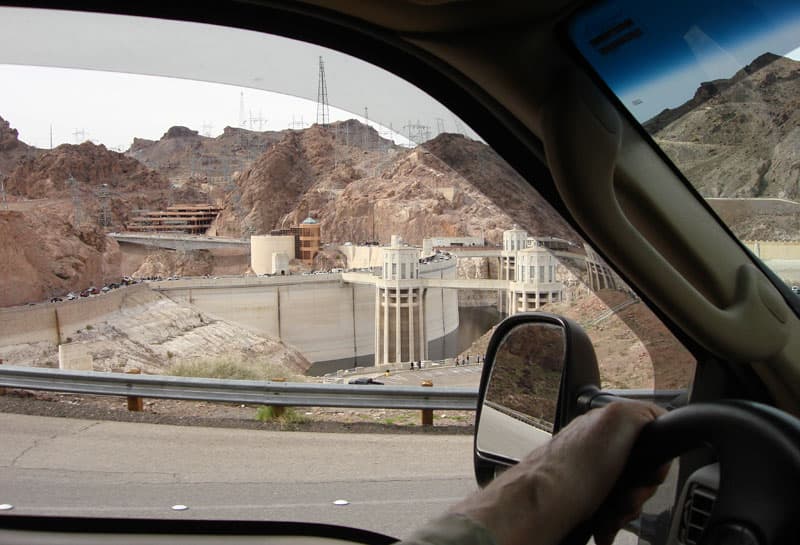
[0,284,158,348]
[153,273,459,364]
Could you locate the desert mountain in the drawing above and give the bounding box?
[3,140,206,229]
[127,125,283,187]
[214,120,397,237]
[649,53,800,199]
[215,121,573,244]
[0,202,120,306]
[0,115,39,175]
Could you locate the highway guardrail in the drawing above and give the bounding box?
[0,366,479,410]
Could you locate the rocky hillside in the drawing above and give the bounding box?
[650,53,800,200]
[2,141,205,230]
[216,121,573,245]
[0,116,39,174]
[0,202,120,306]
[127,125,283,186]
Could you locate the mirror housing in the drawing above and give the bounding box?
[474,313,601,487]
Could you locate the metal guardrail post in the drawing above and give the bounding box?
[269,377,287,417]
[126,368,143,411]
[421,380,433,426]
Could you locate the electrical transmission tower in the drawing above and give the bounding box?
[248,111,267,131]
[96,183,112,228]
[72,129,86,144]
[67,175,82,226]
[290,115,306,130]
[316,56,330,126]
[435,118,446,136]
[403,121,431,145]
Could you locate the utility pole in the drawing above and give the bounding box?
[316,56,330,126]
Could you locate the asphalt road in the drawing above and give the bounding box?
[367,365,483,388]
[0,413,476,539]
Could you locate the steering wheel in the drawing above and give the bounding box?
[610,400,800,545]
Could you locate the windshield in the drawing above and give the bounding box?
[569,0,800,297]
[0,6,693,535]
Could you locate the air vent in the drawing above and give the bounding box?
[680,484,717,545]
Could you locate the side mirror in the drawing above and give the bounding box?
[474,313,601,486]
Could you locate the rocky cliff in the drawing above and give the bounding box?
[215,122,573,246]
[3,141,190,230]
[0,115,39,175]
[651,53,800,200]
[126,124,283,186]
[0,203,120,306]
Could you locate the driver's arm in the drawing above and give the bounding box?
[401,402,666,545]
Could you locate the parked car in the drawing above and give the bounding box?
[348,377,384,385]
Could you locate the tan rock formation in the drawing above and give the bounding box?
[0,203,120,307]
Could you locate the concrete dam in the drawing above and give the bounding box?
[150,262,461,372]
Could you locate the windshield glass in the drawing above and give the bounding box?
[569,0,800,296]
[0,6,693,535]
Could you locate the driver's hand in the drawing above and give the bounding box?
[451,401,668,545]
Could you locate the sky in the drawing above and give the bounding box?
[0,64,404,151]
[0,7,477,152]
[569,0,800,122]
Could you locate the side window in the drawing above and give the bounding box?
[0,8,693,400]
